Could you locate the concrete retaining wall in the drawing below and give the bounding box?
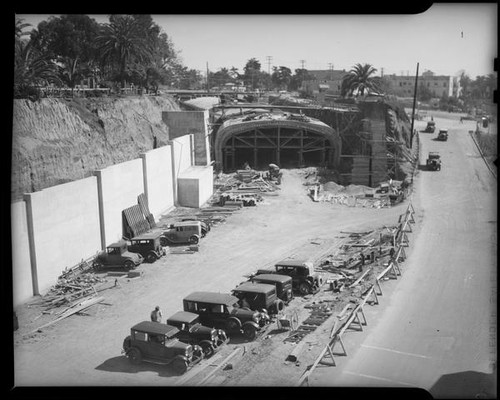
[11,201,33,306]
[163,111,211,166]
[177,166,214,208]
[23,177,101,295]
[141,145,174,219]
[12,133,207,303]
[95,159,144,248]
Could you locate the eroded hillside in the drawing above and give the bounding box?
[11,95,181,201]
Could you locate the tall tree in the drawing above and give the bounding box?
[341,63,380,97]
[96,15,153,87]
[243,58,262,89]
[271,66,292,90]
[14,40,61,99]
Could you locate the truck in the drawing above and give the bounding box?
[426,152,441,171]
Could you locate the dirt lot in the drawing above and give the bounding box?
[13,167,412,387]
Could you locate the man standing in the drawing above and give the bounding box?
[150,306,162,323]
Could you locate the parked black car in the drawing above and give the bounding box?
[128,231,167,263]
[249,273,293,303]
[166,311,228,357]
[122,321,203,374]
[183,291,270,341]
[231,282,285,315]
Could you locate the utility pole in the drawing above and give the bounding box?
[266,56,272,91]
[300,59,306,70]
[381,67,384,77]
[410,62,420,150]
[328,63,334,80]
[266,56,272,75]
[206,62,209,92]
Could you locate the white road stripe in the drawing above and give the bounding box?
[361,344,432,359]
[343,370,416,387]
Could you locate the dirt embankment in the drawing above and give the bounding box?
[11,95,181,201]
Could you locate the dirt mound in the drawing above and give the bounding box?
[11,95,181,201]
[322,181,345,193]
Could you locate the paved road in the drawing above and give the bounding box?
[310,118,497,398]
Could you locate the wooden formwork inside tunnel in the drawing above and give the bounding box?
[213,114,341,172]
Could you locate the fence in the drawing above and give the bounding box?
[297,202,415,386]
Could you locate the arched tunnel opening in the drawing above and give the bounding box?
[216,124,340,172]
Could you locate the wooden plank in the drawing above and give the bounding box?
[26,296,105,336]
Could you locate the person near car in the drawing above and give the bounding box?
[150,306,162,323]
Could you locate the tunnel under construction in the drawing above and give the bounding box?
[211,98,415,187]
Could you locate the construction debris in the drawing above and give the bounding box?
[29,272,107,311]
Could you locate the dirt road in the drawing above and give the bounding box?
[309,116,497,397]
[14,164,407,386]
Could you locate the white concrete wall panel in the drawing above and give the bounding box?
[171,134,193,178]
[96,159,144,246]
[11,201,33,305]
[25,177,101,295]
[177,166,213,208]
[141,145,174,219]
[163,111,211,166]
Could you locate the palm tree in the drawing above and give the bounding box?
[14,40,61,99]
[15,17,31,40]
[95,15,153,88]
[341,63,380,97]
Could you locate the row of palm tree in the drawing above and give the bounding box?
[14,14,198,99]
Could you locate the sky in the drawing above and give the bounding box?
[18,4,497,79]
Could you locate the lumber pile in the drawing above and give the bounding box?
[29,272,107,311]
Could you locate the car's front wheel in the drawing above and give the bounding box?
[124,260,135,270]
[298,282,311,295]
[189,235,199,244]
[92,261,103,271]
[146,252,157,263]
[242,324,257,341]
[199,341,215,358]
[126,347,142,365]
[172,357,188,375]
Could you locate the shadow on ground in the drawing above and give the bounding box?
[429,370,496,399]
[95,355,180,378]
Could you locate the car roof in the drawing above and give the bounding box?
[167,311,199,324]
[131,231,163,240]
[131,321,179,337]
[233,282,276,293]
[427,121,435,125]
[275,259,311,267]
[183,291,239,305]
[251,274,292,283]
[171,221,201,227]
[107,240,127,248]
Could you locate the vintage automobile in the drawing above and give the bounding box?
[183,291,270,341]
[424,121,436,133]
[128,231,167,263]
[93,240,144,271]
[122,321,203,374]
[437,129,448,141]
[166,311,228,357]
[180,219,210,237]
[231,282,285,315]
[249,273,293,303]
[426,152,442,171]
[255,259,323,295]
[160,221,203,246]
